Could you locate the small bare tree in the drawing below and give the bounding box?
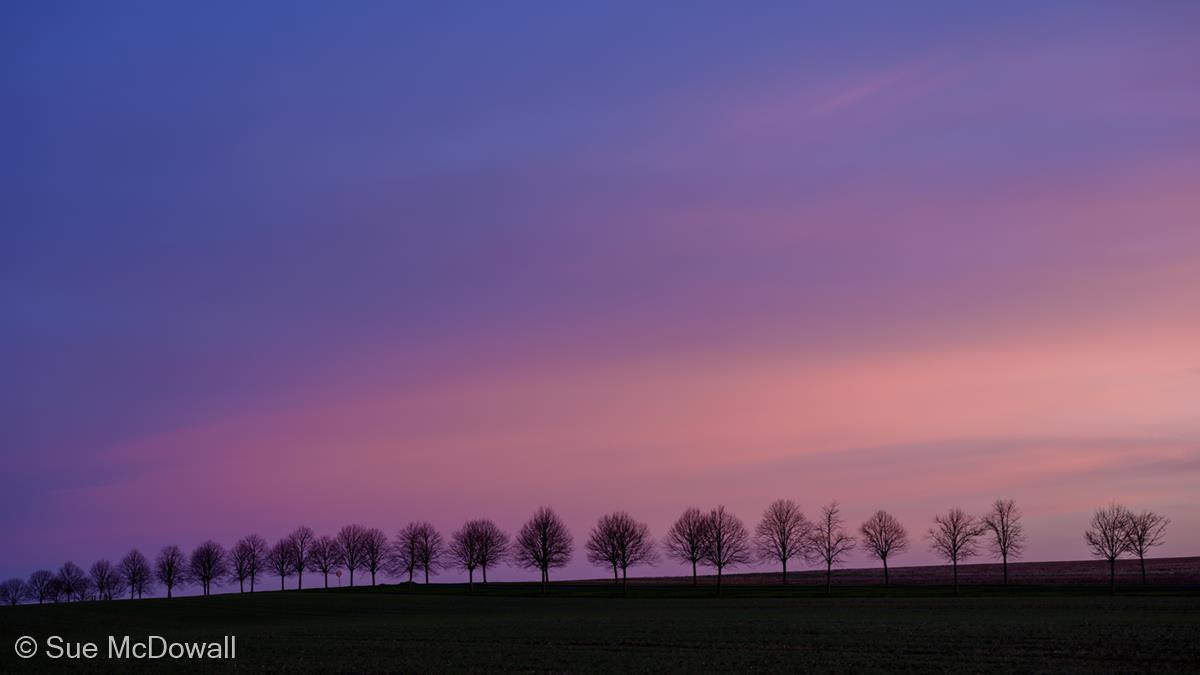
[474,519,510,584]
[927,508,985,594]
[26,570,55,604]
[391,522,422,584]
[585,511,657,591]
[154,546,188,598]
[450,520,484,590]
[189,541,228,596]
[119,549,153,599]
[336,524,367,586]
[1085,503,1132,593]
[982,499,1026,585]
[514,506,574,593]
[701,505,751,594]
[287,526,316,590]
[811,502,856,594]
[230,535,267,593]
[754,499,812,584]
[56,561,88,602]
[1123,510,1169,585]
[859,510,908,585]
[664,507,709,585]
[308,535,342,588]
[266,538,296,591]
[0,578,27,605]
[89,559,124,600]
[362,527,390,585]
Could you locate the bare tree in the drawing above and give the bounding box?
[154,546,188,599]
[515,506,574,593]
[308,535,342,588]
[664,507,709,585]
[811,502,856,594]
[982,499,1026,585]
[1124,510,1169,585]
[89,559,124,600]
[585,511,657,591]
[119,549,153,599]
[230,535,268,593]
[859,510,909,585]
[1085,503,1133,593]
[754,499,812,584]
[927,508,985,594]
[701,505,751,594]
[450,520,484,590]
[0,578,27,606]
[336,524,367,586]
[57,561,88,602]
[362,527,390,585]
[26,570,55,604]
[266,538,296,591]
[474,519,510,584]
[189,541,227,596]
[285,526,316,590]
[391,522,421,584]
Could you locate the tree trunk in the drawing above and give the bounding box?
[883,557,889,585]
[1140,555,1146,584]
[1109,558,1116,594]
[167,584,172,599]
[612,564,618,585]
[298,572,303,590]
[691,560,697,586]
[826,562,831,594]
[1002,553,1008,586]
[953,560,958,595]
[782,559,788,585]
[483,565,488,584]
[424,566,429,584]
[716,567,722,595]
[239,579,244,593]
[324,572,329,588]
[251,576,256,592]
[622,567,628,593]
[372,569,378,586]
[468,568,474,591]
[280,576,285,591]
[541,567,547,594]
[348,569,353,587]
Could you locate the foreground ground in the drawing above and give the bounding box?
[2,583,1199,673]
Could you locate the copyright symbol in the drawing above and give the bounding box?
[14,636,37,658]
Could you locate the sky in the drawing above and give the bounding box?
[2,1,1198,588]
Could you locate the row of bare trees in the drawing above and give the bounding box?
[0,501,1171,604]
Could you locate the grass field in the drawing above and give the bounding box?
[3,581,1199,673]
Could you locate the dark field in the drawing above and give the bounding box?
[2,562,1199,673]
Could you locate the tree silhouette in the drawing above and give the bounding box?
[266,538,296,591]
[515,506,573,593]
[1085,503,1132,593]
[154,546,188,599]
[701,505,751,594]
[982,499,1026,585]
[927,508,985,594]
[585,511,657,591]
[308,535,342,588]
[1123,510,1169,585]
[26,570,55,604]
[57,561,88,602]
[118,549,153,599]
[231,535,268,593]
[287,526,316,590]
[473,519,510,584]
[754,499,812,585]
[189,541,227,596]
[859,510,908,585]
[664,507,708,586]
[335,524,367,587]
[811,502,856,594]
[362,527,390,585]
[89,559,124,600]
[391,523,422,584]
[449,520,488,590]
[0,578,27,605]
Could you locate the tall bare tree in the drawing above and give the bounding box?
[56,561,88,602]
[927,508,985,594]
[0,578,27,605]
[1123,510,1169,585]
[701,505,751,594]
[811,502,856,594]
[336,524,367,586]
[89,559,124,600]
[982,499,1026,585]
[754,499,812,584]
[1085,503,1132,593]
[585,511,657,591]
[287,526,316,590]
[266,538,296,591]
[231,535,267,593]
[154,546,188,598]
[308,535,342,588]
[362,527,390,585]
[450,520,484,590]
[664,507,708,585]
[189,541,228,596]
[515,506,574,593]
[859,510,909,585]
[474,519,510,584]
[119,549,153,599]
[26,570,55,604]
[391,522,422,584]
